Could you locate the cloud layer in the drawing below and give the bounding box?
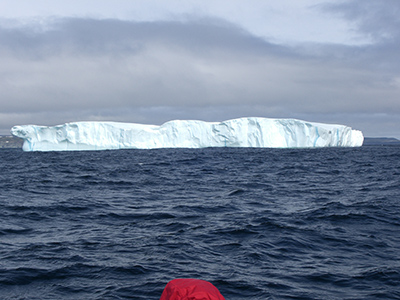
[1,6,399,138]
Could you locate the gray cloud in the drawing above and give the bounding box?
[0,15,399,138]
[319,0,400,41]
[318,0,400,71]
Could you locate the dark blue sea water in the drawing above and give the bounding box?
[1,146,399,300]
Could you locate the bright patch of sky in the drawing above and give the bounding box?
[0,0,370,45]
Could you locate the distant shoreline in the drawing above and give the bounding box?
[2,135,399,149]
[0,135,23,149]
[362,137,400,145]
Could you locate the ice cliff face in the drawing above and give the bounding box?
[11,117,364,151]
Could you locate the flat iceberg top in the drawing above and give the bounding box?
[11,117,364,151]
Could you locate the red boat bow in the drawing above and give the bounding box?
[160,279,225,300]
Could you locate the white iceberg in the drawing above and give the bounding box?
[11,117,364,151]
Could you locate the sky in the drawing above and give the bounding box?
[1,0,399,138]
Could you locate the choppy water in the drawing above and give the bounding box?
[1,146,399,299]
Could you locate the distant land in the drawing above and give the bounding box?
[362,137,400,145]
[1,135,399,149]
[0,135,23,148]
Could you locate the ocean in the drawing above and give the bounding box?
[0,146,399,299]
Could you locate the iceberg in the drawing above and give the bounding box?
[11,117,364,151]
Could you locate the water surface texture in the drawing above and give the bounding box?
[1,146,399,299]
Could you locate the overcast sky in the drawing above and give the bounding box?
[1,0,399,138]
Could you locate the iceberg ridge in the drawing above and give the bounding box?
[11,117,364,151]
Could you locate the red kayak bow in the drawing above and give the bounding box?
[160,279,225,300]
